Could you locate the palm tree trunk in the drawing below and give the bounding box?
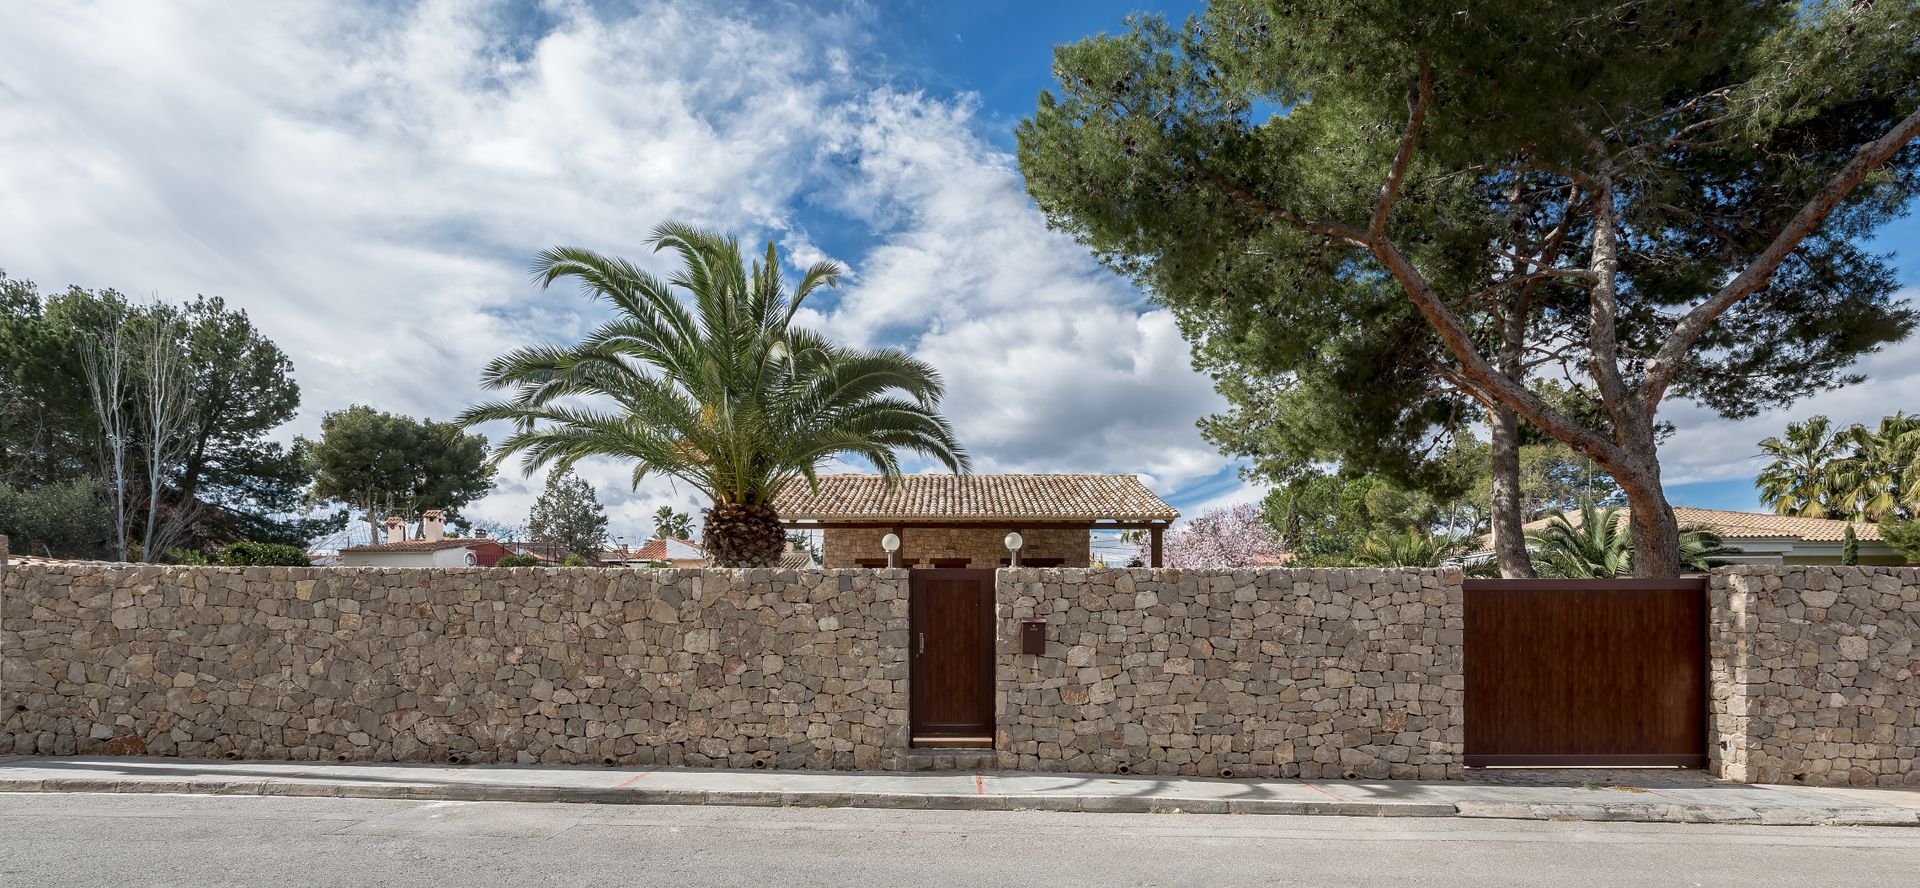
[704,502,786,567]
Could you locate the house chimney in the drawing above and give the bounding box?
[472,527,488,539]
[384,514,407,545]
[422,510,446,543]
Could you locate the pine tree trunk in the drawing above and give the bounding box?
[1620,467,1682,577]
[703,502,786,568]
[1488,404,1536,578]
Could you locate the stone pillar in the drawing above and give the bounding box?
[1706,571,1759,782]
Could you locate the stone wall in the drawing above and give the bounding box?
[2,562,912,769]
[995,567,1464,779]
[1710,566,1920,787]
[821,527,1088,568]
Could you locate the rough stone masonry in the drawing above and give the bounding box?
[996,567,1465,780]
[1,562,913,769]
[4,547,1914,785]
[1710,566,1920,787]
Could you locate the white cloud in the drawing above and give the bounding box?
[0,0,1234,537]
[1657,313,1920,486]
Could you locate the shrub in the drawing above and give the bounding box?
[168,548,212,565]
[0,478,112,559]
[561,553,593,567]
[495,553,542,567]
[216,541,311,566]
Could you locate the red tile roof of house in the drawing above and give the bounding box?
[774,474,1179,522]
[1521,506,1884,542]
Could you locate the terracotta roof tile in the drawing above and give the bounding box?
[774,474,1179,522]
[779,550,818,570]
[1521,506,1883,542]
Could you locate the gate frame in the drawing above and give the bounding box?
[1463,576,1711,768]
[906,567,997,748]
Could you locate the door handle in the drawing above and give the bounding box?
[918,632,925,656]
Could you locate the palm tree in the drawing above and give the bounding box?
[1528,504,1635,579]
[1756,416,1845,518]
[652,506,693,541]
[1353,528,1472,568]
[1528,503,1745,577]
[461,224,969,566]
[1676,529,1743,572]
[1827,413,1920,521]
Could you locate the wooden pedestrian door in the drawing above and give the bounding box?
[908,569,995,747]
[1464,578,1708,767]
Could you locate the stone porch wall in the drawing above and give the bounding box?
[1,562,912,769]
[995,567,1464,779]
[1709,566,1920,787]
[821,527,1088,568]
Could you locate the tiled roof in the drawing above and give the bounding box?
[602,539,706,563]
[638,538,705,561]
[1520,507,1884,542]
[339,538,498,554]
[779,550,818,570]
[774,474,1179,522]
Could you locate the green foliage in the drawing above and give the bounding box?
[1757,413,1920,521]
[653,506,694,540]
[1881,519,1920,563]
[1842,523,1860,566]
[528,469,609,561]
[1528,504,1744,577]
[1261,432,1615,566]
[0,478,112,559]
[495,553,543,568]
[1264,471,1480,566]
[1528,505,1636,579]
[214,541,311,567]
[1352,528,1471,569]
[0,274,325,550]
[1019,1,1920,575]
[460,223,969,567]
[304,405,495,541]
[167,548,212,565]
[560,553,593,567]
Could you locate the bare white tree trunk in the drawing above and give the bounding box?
[78,322,133,562]
[134,315,198,562]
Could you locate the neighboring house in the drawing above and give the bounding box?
[337,511,513,568]
[600,537,709,567]
[774,473,1179,568]
[1475,506,1907,566]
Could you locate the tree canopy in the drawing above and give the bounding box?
[303,405,495,544]
[0,273,330,558]
[461,223,969,567]
[1757,413,1920,521]
[1019,0,1920,575]
[528,469,610,560]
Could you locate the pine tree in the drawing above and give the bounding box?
[527,469,608,561]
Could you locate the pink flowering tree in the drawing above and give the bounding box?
[1137,502,1286,568]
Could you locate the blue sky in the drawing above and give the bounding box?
[1,0,1913,540]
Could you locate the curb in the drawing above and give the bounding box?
[0,777,1455,817]
[1455,800,1920,828]
[1,779,1913,826]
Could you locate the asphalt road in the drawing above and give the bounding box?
[1,793,1916,887]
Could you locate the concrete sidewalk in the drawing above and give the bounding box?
[2,755,1916,826]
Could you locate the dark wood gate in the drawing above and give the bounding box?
[1465,577,1708,767]
[908,568,995,747]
